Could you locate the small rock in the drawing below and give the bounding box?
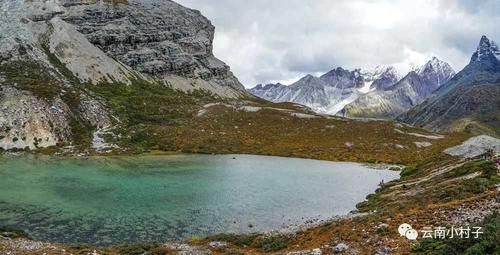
[377,223,389,230]
[333,243,348,253]
[287,248,322,255]
[374,246,392,255]
[311,248,322,255]
[208,241,227,249]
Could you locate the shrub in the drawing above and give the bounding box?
[257,236,289,252]
[444,160,497,179]
[401,164,418,177]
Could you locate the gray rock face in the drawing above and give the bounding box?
[444,135,500,158]
[60,0,244,93]
[0,0,245,97]
[0,87,71,150]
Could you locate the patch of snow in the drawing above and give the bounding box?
[407,132,444,140]
[395,144,405,149]
[196,109,207,117]
[238,106,262,112]
[415,141,432,148]
[358,80,375,93]
[394,128,444,139]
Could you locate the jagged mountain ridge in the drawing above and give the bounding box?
[249,58,454,117]
[0,0,246,150]
[249,66,400,114]
[401,36,500,136]
[343,57,455,118]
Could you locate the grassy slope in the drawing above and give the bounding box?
[83,80,468,165]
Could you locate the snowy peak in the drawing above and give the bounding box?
[416,57,456,88]
[418,57,455,77]
[359,65,400,92]
[471,35,500,64]
[373,65,399,78]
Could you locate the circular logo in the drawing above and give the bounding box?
[398,223,418,240]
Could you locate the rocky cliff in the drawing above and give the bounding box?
[0,0,246,150]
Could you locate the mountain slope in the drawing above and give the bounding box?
[343,57,455,118]
[401,36,500,136]
[0,0,246,150]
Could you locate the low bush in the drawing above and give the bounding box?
[256,236,289,252]
[401,164,418,177]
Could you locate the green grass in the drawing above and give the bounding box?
[0,61,62,100]
[86,76,218,151]
[444,160,498,179]
[400,164,418,177]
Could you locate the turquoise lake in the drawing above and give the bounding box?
[0,154,399,245]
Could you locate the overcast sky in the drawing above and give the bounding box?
[176,0,500,87]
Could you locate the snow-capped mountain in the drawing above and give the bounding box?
[248,66,399,115]
[401,36,500,135]
[343,57,455,118]
[472,35,500,63]
[248,57,454,118]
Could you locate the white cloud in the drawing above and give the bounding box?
[176,0,500,87]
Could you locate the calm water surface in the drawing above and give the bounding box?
[0,154,399,245]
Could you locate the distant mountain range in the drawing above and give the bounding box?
[249,57,455,118]
[401,36,500,136]
[250,35,499,136]
[344,57,455,118]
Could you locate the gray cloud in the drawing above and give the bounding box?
[176,0,500,87]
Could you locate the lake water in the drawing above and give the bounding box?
[0,154,399,245]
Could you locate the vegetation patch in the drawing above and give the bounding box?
[400,164,418,177]
[256,235,289,252]
[412,213,500,255]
